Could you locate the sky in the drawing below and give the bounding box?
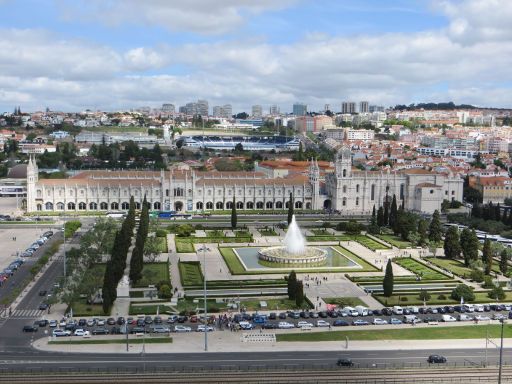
[1,0,512,113]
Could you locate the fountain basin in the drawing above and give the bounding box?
[258,246,327,264]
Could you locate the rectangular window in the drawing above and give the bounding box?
[371,184,375,201]
[400,184,404,200]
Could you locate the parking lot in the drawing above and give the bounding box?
[0,227,53,272]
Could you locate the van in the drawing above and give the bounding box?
[474,304,484,312]
[442,315,457,322]
[458,314,472,321]
[355,306,368,316]
[463,304,475,313]
[393,306,403,315]
[342,307,358,316]
[403,315,420,324]
[408,306,419,314]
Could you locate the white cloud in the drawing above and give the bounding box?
[58,0,299,35]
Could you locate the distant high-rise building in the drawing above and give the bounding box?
[270,105,280,115]
[162,103,175,113]
[222,104,232,118]
[341,101,356,114]
[197,99,209,116]
[293,102,307,116]
[185,102,197,115]
[324,104,331,112]
[178,106,187,114]
[252,105,263,118]
[212,106,222,117]
[369,105,385,113]
[359,101,369,113]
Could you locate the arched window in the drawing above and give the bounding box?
[266,201,273,209]
[343,186,347,193]
[276,201,283,209]
[121,202,129,210]
[256,201,264,209]
[246,201,254,209]
[206,202,213,210]
[306,202,311,209]
[78,202,86,210]
[111,202,119,210]
[37,203,42,211]
[356,197,359,206]
[45,202,53,210]
[342,197,347,206]
[295,201,303,209]
[236,201,243,209]
[135,202,141,210]
[216,202,223,209]
[67,202,75,210]
[154,202,161,210]
[343,169,347,177]
[100,202,108,210]
[285,201,290,208]
[89,202,97,210]
[226,201,233,209]
[196,202,204,210]
[356,184,360,193]
[56,202,64,210]
[36,190,42,198]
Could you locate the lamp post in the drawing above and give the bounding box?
[198,245,210,351]
[499,318,504,384]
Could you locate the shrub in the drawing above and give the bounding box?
[158,284,173,299]
[482,275,495,289]
[176,224,194,237]
[400,296,408,302]
[155,229,168,238]
[437,294,446,300]
[336,222,347,231]
[470,269,485,283]
[488,286,506,301]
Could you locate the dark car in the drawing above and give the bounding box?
[92,328,109,335]
[177,316,187,323]
[154,316,163,324]
[130,327,146,334]
[38,290,47,296]
[262,323,277,329]
[38,302,49,310]
[299,311,309,319]
[445,306,455,313]
[64,323,77,331]
[23,325,38,332]
[418,307,426,314]
[38,319,48,327]
[333,320,349,326]
[144,316,153,325]
[318,311,328,318]
[278,312,287,319]
[337,358,354,367]
[327,311,338,318]
[382,308,392,316]
[137,318,145,327]
[428,355,447,364]
[373,309,382,316]
[106,318,116,325]
[437,307,446,314]
[269,312,277,320]
[110,326,122,334]
[78,319,87,327]
[117,317,126,325]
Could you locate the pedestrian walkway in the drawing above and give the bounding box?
[9,308,45,319]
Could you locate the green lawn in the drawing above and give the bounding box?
[175,239,195,253]
[426,257,472,278]
[49,337,172,345]
[129,304,174,315]
[353,235,391,251]
[393,258,449,280]
[155,237,168,253]
[322,297,368,308]
[70,264,107,316]
[306,235,352,242]
[376,234,412,249]
[259,229,278,236]
[219,247,249,275]
[133,262,170,288]
[238,298,312,311]
[176,298,224,314]
[179,261,203,286]
[310,229,331,236]
[277,324,512,342]
[333,246,380,272]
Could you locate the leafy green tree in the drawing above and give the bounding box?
[451,284,475,302]
[158,284,173,299]
[500,249,509,276]
[460,228,479,267]
[419,289,430,302]
[231,195,237,230]
[443,226,461,259]
[287,193,294,225]
[383,259,394,297]
[417,219,428,247]
[482,239,493,275]
[441,199,451,213]
[489,285,506,301]
[287,270,297,300]
[429,210,442,243]
[396,211,418,241]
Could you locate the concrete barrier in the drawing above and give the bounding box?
[240,333,276,343]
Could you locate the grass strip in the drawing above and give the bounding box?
[277,325,512,342]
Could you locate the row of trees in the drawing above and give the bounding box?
[286,271,305,307]
[129,196,150,284]
[102,197,136,313]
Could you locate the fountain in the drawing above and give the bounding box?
[258,215,327,265]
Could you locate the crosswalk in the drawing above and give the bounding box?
[8,309,45,319]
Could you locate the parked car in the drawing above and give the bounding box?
[390,318,402,325]
[262,323,277,329]
[49,320,58,328]
[333,320,349,327]
[352,320,369,326]
[106,318,116,325]
[117,317,126,325]
[196,325,214,332]
[23,325,38,332]
[52,329,71,337]
[428,355,447,364]
[317,320,330,327]
[239,321,253,330]
[278,322,295,329]
[38,302,49,310]
[130,327,146,334]
[297,321,314,328]
[373,318,388,325]
[174,325,192,333]
[167,315,178,324]
[73,329,90,337]
[151,325,170,333]
[92,328,109,335]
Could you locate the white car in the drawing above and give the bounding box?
[373,318,388,325]
[86,319,96,327]
[238,321,253,330]
[59,319,67,327]
[297,321,314,328]
[316,320,330,327]
[49,320,58,328]
[278,322,295,329]
[174,325,192,333]
[196,325,214,332]
[475,315,491,321]
[96,318,105,326]
[52,329,71,337]
[73,329,90,337]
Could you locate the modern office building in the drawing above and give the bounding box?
[252,105,263,118]
[341,102,356,114]
[292,103,307,116]
[359,101,369,113]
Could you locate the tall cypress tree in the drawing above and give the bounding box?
[287,270,297,300]
[389,195,398,229]
[383,197,389,226]
[231,195,237,230]
[429,210,442,244]
[495,203,501,222]
[371,205,376,224]
[287,193,294,225]
[500,249,508,276]
[383,259,394,297]
[377,206,384,227]
[295,280,304,307]
[443,226,461,259]
[482,239,492,275]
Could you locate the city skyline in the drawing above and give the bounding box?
[1,1,512,112]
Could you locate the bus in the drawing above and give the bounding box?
[149,211,192,220]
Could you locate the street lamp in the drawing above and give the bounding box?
[197,245,210,351]
[499,318,504,384]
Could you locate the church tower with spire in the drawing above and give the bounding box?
[26,154,38,212]
[308,158,320,209]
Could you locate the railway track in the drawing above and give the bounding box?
[0,367,510,383]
